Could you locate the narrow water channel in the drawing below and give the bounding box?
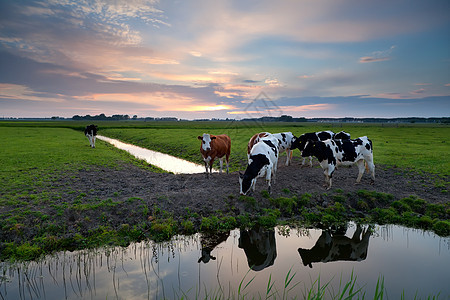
[97,135,211,174]
[1,223,448,299]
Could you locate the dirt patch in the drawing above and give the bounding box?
[58,157,448,218]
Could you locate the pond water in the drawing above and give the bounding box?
[97,135,211,174]
[1,223,448,299]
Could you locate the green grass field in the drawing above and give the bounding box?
[1,120,449,175]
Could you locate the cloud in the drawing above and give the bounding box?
[359,46,396,63]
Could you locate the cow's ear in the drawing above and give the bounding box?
[211,136,216,140]
[197,136,202,140]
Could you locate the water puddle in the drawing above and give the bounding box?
[1,223,448,299]
[97,135,211,174]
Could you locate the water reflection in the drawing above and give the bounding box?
[298,224,371,268]
[97,135,211,174]
[1,225,449,299]
[238,226,277,271]
[198,231,230,264]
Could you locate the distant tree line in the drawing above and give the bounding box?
[69,114,449,123]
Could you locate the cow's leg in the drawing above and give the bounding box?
[209,158,215,174]
[285,149,290,166]
[92,135,96,148]
[355,160,365,183]
[266,167,272,194]
[365,157,376,183]
[301,157,306,166]
[219,158,223,173]
[225,154,230,174]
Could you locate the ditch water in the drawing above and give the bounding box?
[97,135,211,174]
[1,223,448,299]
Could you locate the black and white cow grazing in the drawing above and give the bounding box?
[84,124,98,148]
[239,135,279,195]
[301,136,375,189]
[291,130,335,167]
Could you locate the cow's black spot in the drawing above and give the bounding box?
[263,140,278,157]
[281,133,286,142]
[317,131,333,141]
[341,140,358,162]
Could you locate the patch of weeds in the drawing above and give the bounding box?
[219,216,237,231]
[282,188,291,195]
[357,190,394,207]
[298,193,312,207]
[237,214,252,228]
[151,218,177,241]
[257,209,281,228]
[270,197,296,215]
[260,190,270,199]
[239,195,256,209]
[433,220,450,236]
[200,216,220,231]
[181,220,195,234]
[333,194,346,203]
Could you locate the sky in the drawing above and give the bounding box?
[0,0,449,119]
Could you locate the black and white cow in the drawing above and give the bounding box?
[333,131,351,140]
[272,132,296,166]
[298,225,371,268]
[84,124,98,148]
[291,131,351,167]
[248,132,296,166]
[239,135,279,195]
[291,131,335,167]
[301,136,375,189]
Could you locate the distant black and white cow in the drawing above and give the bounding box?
[298,225,371,268]
[301,136,375,189]
[291,131,335,167]
[239,135,279,195]
[247,132,296,166]
[84,124,98,148]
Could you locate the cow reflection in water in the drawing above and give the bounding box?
[239,227,277,271]
[298,225,371,268]
[198,232,230,264]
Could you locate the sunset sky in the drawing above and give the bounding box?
[0,0,449,119]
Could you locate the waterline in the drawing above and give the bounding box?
[97,135,210,174]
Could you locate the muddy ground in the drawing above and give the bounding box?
[58,157,448,223]
[2,157,448,253]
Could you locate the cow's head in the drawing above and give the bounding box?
[291,134,307,151]
[198,133,216,152]
[301,140,316,157]
[239,172,255,195]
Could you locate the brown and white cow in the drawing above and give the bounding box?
[197,133,231,176]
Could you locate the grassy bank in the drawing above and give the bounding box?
[0,122,449,261]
